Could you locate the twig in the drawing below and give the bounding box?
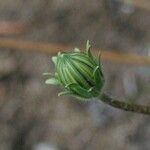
[0,38,150,65]
[100,93,150,115]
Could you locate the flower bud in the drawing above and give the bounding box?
[44,41,104,99]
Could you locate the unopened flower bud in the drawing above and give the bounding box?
[44,41,104,100]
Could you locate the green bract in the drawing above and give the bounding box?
[44,41,104,99]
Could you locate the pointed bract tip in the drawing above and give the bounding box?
[52,56,57,65]
[74,48,80,52]
[45,78,59,85]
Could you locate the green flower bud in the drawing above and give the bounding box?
[44,41,104,100]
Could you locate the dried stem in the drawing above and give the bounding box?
[0,38,150,65]
[99,93,150,115]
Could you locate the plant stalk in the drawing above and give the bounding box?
[99,93,150,115]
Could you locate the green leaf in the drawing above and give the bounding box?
[45,78,59,85]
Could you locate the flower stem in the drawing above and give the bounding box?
[99,93,150,115]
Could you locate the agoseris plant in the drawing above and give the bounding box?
[44,41,104,99]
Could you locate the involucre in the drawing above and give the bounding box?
[44,41,104,99]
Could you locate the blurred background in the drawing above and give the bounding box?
[0,0,150,150]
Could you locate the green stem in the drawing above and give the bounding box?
[99,93,150,115]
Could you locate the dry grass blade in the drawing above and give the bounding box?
[0,38,150,65]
